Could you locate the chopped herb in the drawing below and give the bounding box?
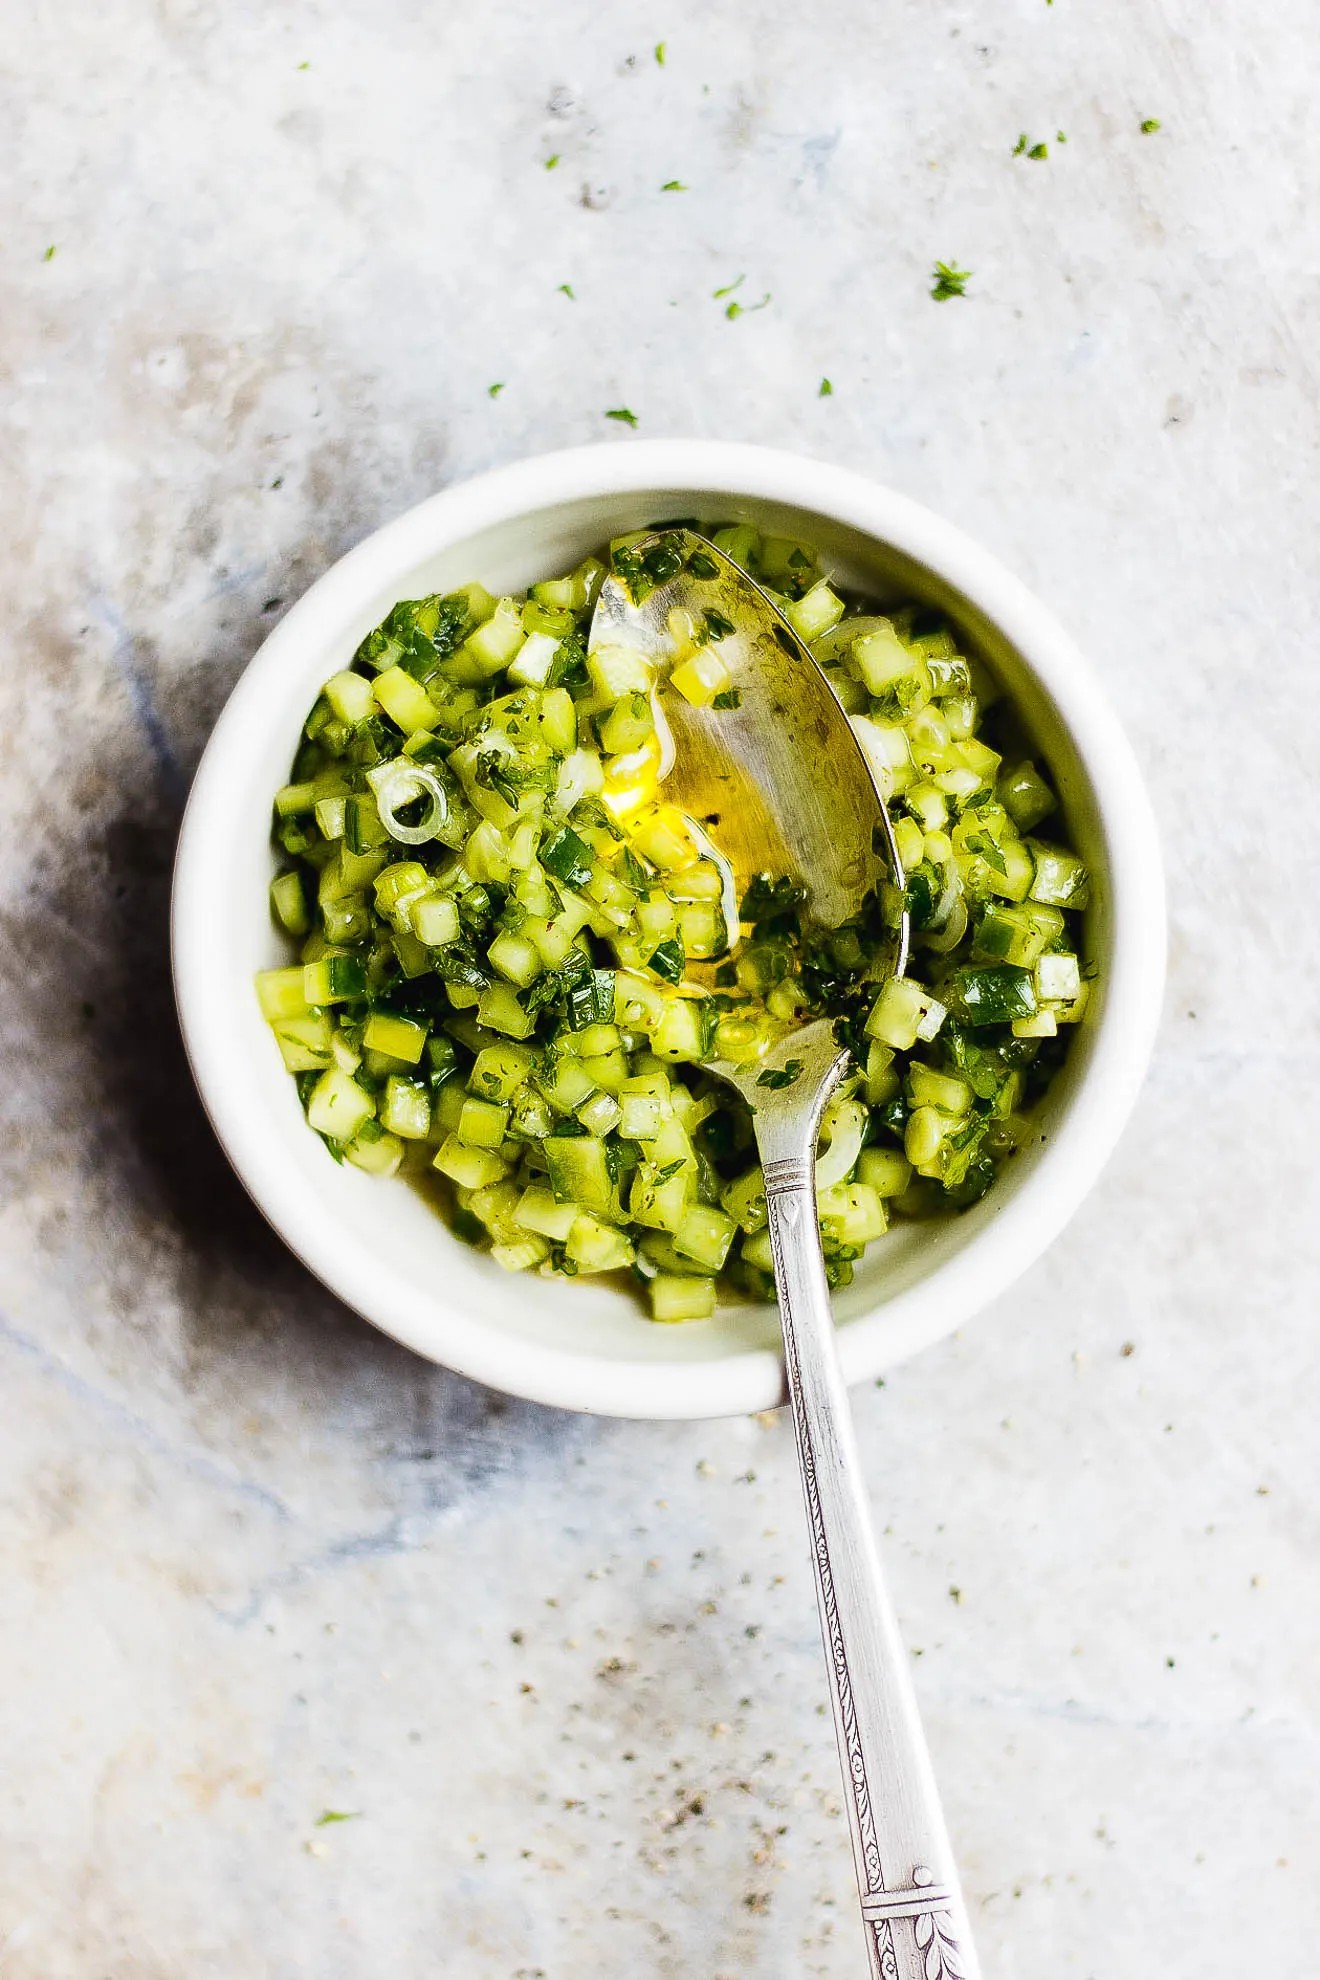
[558,282,575,299]
[1012,133,1028,155]
[1027,141,1048,159]
[605,407,639,427]
[297,60,310,70]
[1140,117,1162,133]
[687,549,719,580]
[963,831,1008,876]
[713,275,744,299]
[43,245,57,261]
[1056,129,1068,142]
[661,180,688,192]
[726,293,770,320]
[540,824,595,888]
[703,609,735,641]
[315,1810,360,1826]
[488,382,505,398]
[712,688,742,709]
[818,377,833,396]
[545,154,561,169]
[757,1059,804,1090]
[647,938,686,984]
[654,40,666,64]
[930,261,972,302]
[651,1158,686,1184]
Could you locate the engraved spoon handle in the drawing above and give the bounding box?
[757,1086,982,1980]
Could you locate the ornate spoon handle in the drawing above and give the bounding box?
[753,1049,981,1980]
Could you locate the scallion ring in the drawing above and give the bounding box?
[366,758,450,846]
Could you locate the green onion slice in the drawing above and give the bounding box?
[366,758,450,845]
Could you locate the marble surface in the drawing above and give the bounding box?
[3,1,1317,1974]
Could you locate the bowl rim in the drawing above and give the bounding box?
[172,440,1166,1418]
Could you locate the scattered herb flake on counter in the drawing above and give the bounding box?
[605,407,638,426]
[558,283,575,299]
[655,40,666,64]
[930,261,972,301]
[819,377,833,396]
[315,1810,360,1827]
[545,153,561,169]
[1013,133,1028,155]
[1140,117,1162,133]
[258,522,1094,1323]
[661,180,687,191]
[43,245,56,261]
[713,275,744,300]
[1028,141,1048,159]
[487,383,504,398]
[1056,129,1068,142]
[726,293,770,320]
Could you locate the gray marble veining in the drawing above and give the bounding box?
[2,1,1317,1974]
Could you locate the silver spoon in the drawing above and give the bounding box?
[590,531,982,1980]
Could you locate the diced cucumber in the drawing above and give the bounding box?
[469,1042,535,1103]
[257,966,312,1021]
[817,1181,888,1248]
[362,1011,428,1063]
[722,1166,768,1232]
[513,1186,580,1243]
[907,1063,973,1115]
[457,1097,511,1149]
[1026,842,1090,908]
[650,1274,717,1322]
[273,1012,334,1071]
[1036,952,1081,1002]
[544,1134,614,1216]
[858,1147,914,1197]
[412,894,461,947]
[345,1126,404,1176]
[462,597,526,676]
[476,983,535,1039]
[865,977,946,1051]
[783,580,845,642]
[382,1075,432,1139]
[999,760,1056,832]
[374,666,441,735]
[323,669,376,726]
[588,643,653,701]
[306,1069,375,1141]
[303,955,367,1005]
[673,1202,736,1272]
[432,1136,509,1188]
[270,871,310,936]
[566,1214,634,1273]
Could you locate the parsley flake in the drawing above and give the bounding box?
[605,407,639,427]
[655,40,666,64]
[315,1810,361,1827]
[661,180,688,191]
[558,282,575,300]
[1140,117,1162,134]
[818,377,833,396]
[1012,133,1028,155]
[488,382,505,398]
[545,154,561,169]
[726,292,770,320]
[43,245,56,261]
[757,1059,804,1090]
[1027,141,1048,159]
[930,261,972,302]
[712,688,742,709]
[713,275,744,299]
[1056,129,1068,143]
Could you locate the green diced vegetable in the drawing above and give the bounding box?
[259,525,1094,1311]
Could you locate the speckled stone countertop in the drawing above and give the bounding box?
[2,2,1317,1975]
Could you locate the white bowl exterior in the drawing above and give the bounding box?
[172,443,1165,1419]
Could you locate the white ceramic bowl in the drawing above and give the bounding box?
[172,442,1164,1419]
